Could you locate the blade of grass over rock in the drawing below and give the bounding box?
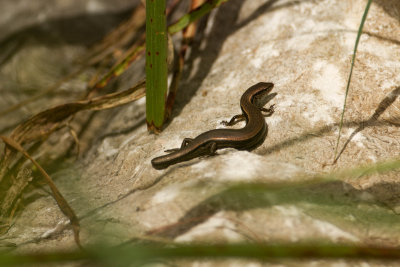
[0,136,81,248]
[334,0,372,162]
[146,0,168,132]
[0,81,145,236]
[165,0,205,118]
[2,243,400,265]
[168,0,229,34]
[89,44,145,95]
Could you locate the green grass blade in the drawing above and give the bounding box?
[92,45,144,90]
[2,243,400,265]
[334,0,373,161]
[168,0,229,34]
[146,0,169,132]
[145,0,230,131]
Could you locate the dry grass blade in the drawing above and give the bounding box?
[0,80,146,246]
[166,0,206,118]
[0,5,146,119]
[0,136,81,248]
[9,79,145,146]
[85,5,146,65]
[87,41,145,96]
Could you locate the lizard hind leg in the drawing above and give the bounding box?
[205,142,217,156]
[221,114,245,126]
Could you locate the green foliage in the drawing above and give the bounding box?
[2,242,400,266]
[335,0,373,160]
[146,0,168,131]
[168,0,229,34]
[145,0,230,130]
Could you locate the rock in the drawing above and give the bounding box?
[1,0,400,264]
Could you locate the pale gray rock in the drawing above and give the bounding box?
[1,0,400,265]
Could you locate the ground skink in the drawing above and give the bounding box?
[151,82,276,170]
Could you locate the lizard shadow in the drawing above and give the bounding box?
[334,86,400,162]
[259,85,400,159]
[149,85,400,239]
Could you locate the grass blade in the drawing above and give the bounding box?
[146,0,168,132]
[334,0,373,162]
[168,0,229,34]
